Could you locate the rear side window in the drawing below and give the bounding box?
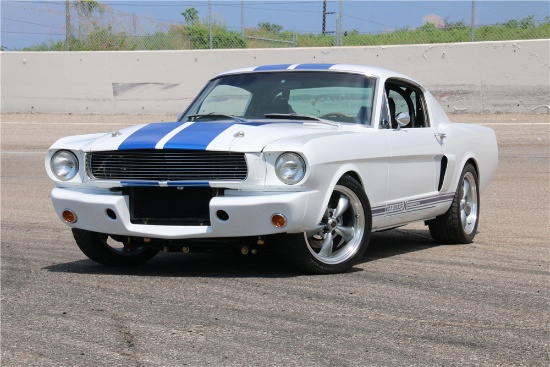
[385,80,430,128]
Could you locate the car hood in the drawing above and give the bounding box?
[85,119,344,152]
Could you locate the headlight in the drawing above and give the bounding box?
[50,150,79,181]
[275,152,306,185]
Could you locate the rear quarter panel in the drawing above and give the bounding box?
[441,123,498,193]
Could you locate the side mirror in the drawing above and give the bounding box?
[395,112,410,130]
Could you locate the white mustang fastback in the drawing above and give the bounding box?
[46,64,498,274]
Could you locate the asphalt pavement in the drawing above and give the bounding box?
[1,113,549,366]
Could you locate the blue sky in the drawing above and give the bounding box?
[1,1,548,50]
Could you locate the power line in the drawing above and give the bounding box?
[1,17,65,30]
[2,31,65,36]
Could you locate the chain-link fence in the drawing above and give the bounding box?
[1,1,549,51]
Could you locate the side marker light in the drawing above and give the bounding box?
[62,209,77,223]
[271,213,287,228]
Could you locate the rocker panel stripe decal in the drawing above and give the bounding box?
[372,193,455,217]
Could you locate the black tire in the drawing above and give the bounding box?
[72,228,159,266]
[428,163,479,244]
[277,175,372,274]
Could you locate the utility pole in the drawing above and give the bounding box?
[471,0,475,42]
[241,0,245,39]
[322,0,335,35]
[336,0,343,46]
[65,0,71,50]
[209,0,213,49]
[133,13,137,46]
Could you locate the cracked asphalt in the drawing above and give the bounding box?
[1,113,549,366]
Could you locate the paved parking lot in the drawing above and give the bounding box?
[1,113,549,366]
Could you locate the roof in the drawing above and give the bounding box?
[216,63,418,84]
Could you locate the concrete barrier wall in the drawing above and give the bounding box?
[1,39,548,115]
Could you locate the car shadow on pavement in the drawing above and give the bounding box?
[363,227,436,261]
[43,228,437,278]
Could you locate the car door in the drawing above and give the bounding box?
[383,81,446,224]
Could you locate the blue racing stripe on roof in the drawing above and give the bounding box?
[254,64,293,71]
[163,122,234,150]
[117,122,183,150]
[293,63,335,70]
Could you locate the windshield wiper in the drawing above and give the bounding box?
[188,113,248,122]
[264,113,341,127]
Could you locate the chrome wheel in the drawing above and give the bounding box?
[427,163,480,244]
[276,175,371,274]
[305,184,366,265]
[460,172,478,235]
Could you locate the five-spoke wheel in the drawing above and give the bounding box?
[460,171,478,235]
[277,175,371,274]
[305,184,366,265]
[428,163,480,244]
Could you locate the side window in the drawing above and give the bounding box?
[379,90,390,129]
[414,91,429,127]
[385,81,430,128]
[388,88,408,120]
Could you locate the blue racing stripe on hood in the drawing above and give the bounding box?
[163,122,234,150]
[254,64,293,71]
[118,122,184,150]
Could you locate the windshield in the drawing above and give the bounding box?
[180,71,376,125]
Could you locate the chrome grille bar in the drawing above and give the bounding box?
[87,150,247,181]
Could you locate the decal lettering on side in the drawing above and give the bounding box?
[372,193,455,217]
[405,200,421,209]
[385,203,405,213]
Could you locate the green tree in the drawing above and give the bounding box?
[73,0,104,15]
[258,22,283,33]
[181,8,199,25]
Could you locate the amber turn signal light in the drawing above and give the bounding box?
[62,209,77,223]
[271,213,287,228]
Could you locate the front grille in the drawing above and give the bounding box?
[128,187,214,225]
[87,150,247,181]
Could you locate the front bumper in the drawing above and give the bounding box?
[51,187,318,239]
